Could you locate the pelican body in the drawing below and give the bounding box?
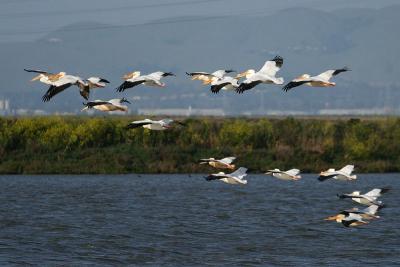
[117,71,175,92]
[186,69,235,85]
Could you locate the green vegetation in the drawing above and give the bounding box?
[1,116,400,174]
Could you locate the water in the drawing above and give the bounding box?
[0,174,398,266]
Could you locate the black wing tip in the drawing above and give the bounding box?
[163,72,175,77]
[100,78,110,83]
[381,188,391,194]
[185,72,192,76]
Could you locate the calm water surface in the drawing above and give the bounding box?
[0,174,398,266]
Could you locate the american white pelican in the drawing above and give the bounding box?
[265,168,301,181]
[82,98,131,112]
[318,165,357,182]
[236,56,284,94]
[325,212,369,227]
[204,167,248,185]
[116,71,175,92]
[186,69,235,85]
[24,69,66,85]
[209,76,239,94]
[79,77,110,100]
[41,75,86,102]
[338,188,390,207]
[325,205,381,222]
[199,157,236,169]
[126,118,185,131]
[282,67,350,91]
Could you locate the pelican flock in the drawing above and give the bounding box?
[23,57,390,229]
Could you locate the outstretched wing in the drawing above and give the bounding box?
[229,167,248,179]
[42,83,73,102]
[236,80,262,94]
[316,67,350,81]
[126,121,153,129]
[364,188,390,197]
[116,80,146,92]
[258,56,283,77]
[339,165,354,175]
[84,101,110,107]
[210,82,230,94]
[285,169,300,176]
[24,69,51,74]
[219,157,236,164]
[282,80,310,92]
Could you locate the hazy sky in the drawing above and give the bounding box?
[1,0,398,42]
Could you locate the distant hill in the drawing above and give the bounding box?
[1,5,400,115]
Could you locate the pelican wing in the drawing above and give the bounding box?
[258,56,283,77]
[316,67,349,81]
[360,205,380,215]
[338,165,354,175]
[285,169,300,176]
[229,167,248,179]
[84,101,111,107]
[282,80,310,92]
[116,80,146,92]
[24,69,51,74]
[236,80,262,94]
[364,188,390,197]
[218,157,236,165]
[210,82,231,94]
[42,83,73,102]
[126,121,153,129]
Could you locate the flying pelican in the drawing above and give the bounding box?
[79,77,110,100]
[199,157,236,169]
[235,56,284,94]
[325,212,369,227]
[325,205,381,222]
[318,165,357,182]
[264,168,301,181]
[186,69,235,85]
[116,71,175,92]
[82,98,131,112]
[204,167,248,185]
[338,188,390,207]
[126,118,185,131]
[41,74,86,102]
[282,67,350,91]
[24,69,66,85]
[209,76,239,94]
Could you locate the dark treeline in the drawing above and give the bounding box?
[1,116,400,174]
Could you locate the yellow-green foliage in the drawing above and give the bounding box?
[0,116,400,174]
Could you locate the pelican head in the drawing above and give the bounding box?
[123,71,141,80]
[235,69,255,79]
[120,97,131,104]
[228,164,236,170]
